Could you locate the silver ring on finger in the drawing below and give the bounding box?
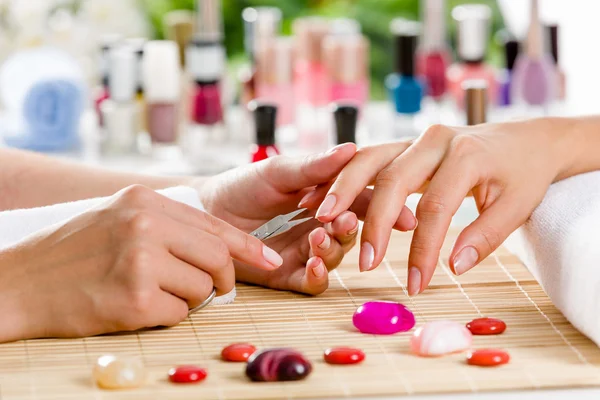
[188,288,216,315]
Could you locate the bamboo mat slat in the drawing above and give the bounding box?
[2,229,600,400]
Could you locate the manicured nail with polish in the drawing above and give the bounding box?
[318,233,331,250]
[453,246,479,275]
[326,142,350,154]
[312,260,326,278]
[408,267,421,296]
[411,216,418,231]
[262,245,283,268]
[298,190,317,208]
[316,194,337,219]
[359,242,374,272]
[347,219,359,235]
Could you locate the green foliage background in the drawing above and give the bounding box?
[140,0,504,99]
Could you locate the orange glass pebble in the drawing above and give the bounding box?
[221,343,257,362]
[466,317,506,335]
[324,347,365,365]
[467,349,510,367]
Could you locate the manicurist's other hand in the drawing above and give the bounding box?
[197,143,368,295]
[0,185,282,342]
[301,118,580,296]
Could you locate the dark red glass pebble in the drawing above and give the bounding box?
[245,348,312,382]
[168,365,207,383]
[467,349,510,367]
[466,317,507,335]
[324,347,365,365]
[221,343,257,362]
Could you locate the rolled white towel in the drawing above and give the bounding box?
[505,171,600,346]
[0,186,235,305]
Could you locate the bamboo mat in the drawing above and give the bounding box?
[2,229,600,400]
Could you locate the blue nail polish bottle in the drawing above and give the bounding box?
[385,20,424,115]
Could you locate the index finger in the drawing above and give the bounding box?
[315,141,412,223]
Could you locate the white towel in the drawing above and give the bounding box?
[505,171,600,346]
[0,186,235,305]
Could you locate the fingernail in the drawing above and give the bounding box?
[347,219,359,235]
[298,190,317,208]
[318,233,331,250]
[311,260,326,278]
[316,194,337,219]
[408,267,421,296]
[359,242,374,272]
[411,217,418,231]
[326,143,350,154]
[263,245,283,268]
[453,246,479,275]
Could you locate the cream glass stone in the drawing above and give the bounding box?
[93,355,146,389]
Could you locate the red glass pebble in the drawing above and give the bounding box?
[168,365,207,383]
[324,347,365,365]
[466,318,506,335]
[467,349,510,367]
[221,343,257,362]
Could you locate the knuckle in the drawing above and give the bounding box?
[478,226,503,253]
[417,193,447,216]
[374,168,401,189]
[128,290,154,319]
[448,135,481,158]
[119,184,154,207]
[211,240,232,270]
[125,210,156,236]
[422,124,449,142]
[123,245,153,277]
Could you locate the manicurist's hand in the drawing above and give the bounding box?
[301,118,582,296]
[197,143,412,295]
[0,185,282,342]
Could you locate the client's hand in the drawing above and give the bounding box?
[0,185,281,341]
[198,143,367,295]
[301,118,574,295]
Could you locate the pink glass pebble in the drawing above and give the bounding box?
[352,301,415,335]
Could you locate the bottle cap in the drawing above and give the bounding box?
[249,100,277,146]
[452,4,492,62]
[195,0,223,41]
[243,7,282,63]
[524,0,544,60]
[547,24,559,64]
[330,18,361,36]
[421,0,446,51]
[293,17,330,63]
[108,46,137,102]
[332,103,358,144]
[163,10,195,67]
[99,34,122,87]
[256,36,293,85]
[323,34,369,83]
[463,79,487,125]
[142,40,181,102]
[186,39,225,82]
[390,19,421,76]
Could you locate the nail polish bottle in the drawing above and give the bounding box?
[510,0,556,111]
[101,46,139,154]
[249,101,279,163]
[496,31,520,107]
[385,19,424,136]
[332,103,358,145]
[547,24,566,102]
[123,38,147,134]
[255,37,294,128]
[293,17,331,108]
[142,41,181,149]
[447,5,497,109]
[94,34,121,128]
[187,0,226,142]
[323,34,370,111]
[416,0,450,101]
[463,80,487,126]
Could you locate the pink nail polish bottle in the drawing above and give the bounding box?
[323,34,370,111]
[292,17,331,108]
[416,0,450,101]
[446,5,498,110]
[249,101,280,163]
[142,41,182,149]
[510,0,556,111]
[187,0,225,140]
[95,34,121,127]
[255,37,294,127]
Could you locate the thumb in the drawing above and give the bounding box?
[261,143,357,193]
[449,192,533,275]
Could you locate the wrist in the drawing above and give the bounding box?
[0,248,34,342]
[552,116,600,181]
